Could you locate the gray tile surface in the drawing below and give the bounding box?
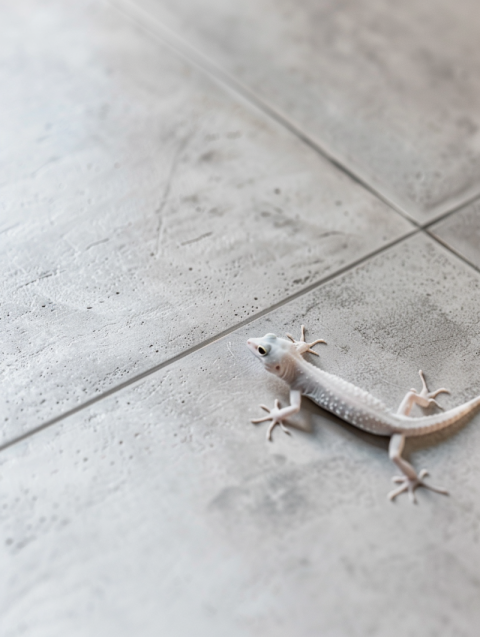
[3,234,480,637]
[430,199,480,270]
[122,0,480,222]
[0,0,412,442]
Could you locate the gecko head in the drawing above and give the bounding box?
[246,333,292,377]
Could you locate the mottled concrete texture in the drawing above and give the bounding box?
[0,0,411,441]
[2,235,480,637]
[3,0,480,635]
[123,0,480,222]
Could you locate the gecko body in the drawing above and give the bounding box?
[247,326,480,502]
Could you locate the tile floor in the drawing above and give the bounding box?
[2,1,480,635]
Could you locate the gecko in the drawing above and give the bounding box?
[247,325,480,503]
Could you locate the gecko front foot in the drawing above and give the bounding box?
[251,400,292,441]
[388,470,449,504]
[286,324,326,356]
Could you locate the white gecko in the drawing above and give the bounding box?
[247,325,480,503]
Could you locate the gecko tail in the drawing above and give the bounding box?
[397,395,480,436]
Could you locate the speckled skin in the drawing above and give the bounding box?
[247,326,480,502]
[291,362,402,436]
[291,358,480,437]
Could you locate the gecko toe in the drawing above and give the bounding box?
[388,482,408,500]
[388,471,449,503]
[422,482,449,496]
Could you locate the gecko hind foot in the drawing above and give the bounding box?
[388,469,449,504]
[396,371,450,416]
[417,370,450,409]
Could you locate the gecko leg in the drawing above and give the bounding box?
[387,434,449,503]
[396,370,450,416]
[286,324,327,356]
[251,390,302,441]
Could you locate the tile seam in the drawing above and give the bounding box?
[107,0,480,225]
[422,193,480,231]
[8,0,480,452]
[424,229,480,275]
[2,229,418,453]
[106,0,419,228]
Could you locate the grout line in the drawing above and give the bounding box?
[421,193,480,231]
[106,0,420,229]
[424,228,480,275]
[0,228,419,453]
[6,1,478,454]
[109,0,480,228]
[421,193,480,274]
[104,0,480,283]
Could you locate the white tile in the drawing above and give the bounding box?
[0,0,412,441]
[3,234,480,636]
[124,0,480,222]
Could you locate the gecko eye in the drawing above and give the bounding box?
[258,346,267,356]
